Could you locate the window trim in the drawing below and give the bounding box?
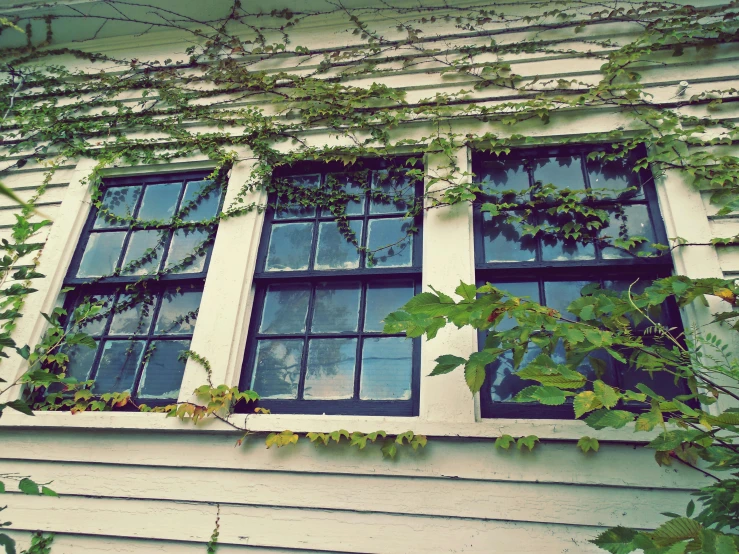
[239,159,423,416]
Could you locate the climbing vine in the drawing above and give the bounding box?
[0,0,738,552]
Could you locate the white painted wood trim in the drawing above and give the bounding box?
[0,409,666,442]
[420,147,477,423]
[178,156,267,401]
[0,157,96,402]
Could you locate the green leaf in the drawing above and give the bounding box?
[494,434,515,449]
[577,436,600,453]
[649,518,702,547]
[455,281,477,302]
[464,351,492,393]
[0,482,4,493]
[18,478,39,495]
[593,380,620,408]
[574,391,603,418]
[701,529,738,554]
[590,526,639,554]
[429,354,466,376]
[41,486,58,497]
[635,407,663,432]
[584,409,634,430]
[528,385,567,405]
[5,400,33,416]
[517,435,539,451]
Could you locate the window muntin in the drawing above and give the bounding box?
[59,171,223,404]
[241,162,421,416]
[473,146,683,419]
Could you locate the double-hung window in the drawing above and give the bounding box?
[58,171,223,405]
[240,160,422,416]
[473,145,685,418]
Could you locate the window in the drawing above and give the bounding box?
[240,161,422,416]
[473,145,684,418]
[58,171,223,404]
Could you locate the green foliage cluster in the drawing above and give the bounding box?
[0,0,737,552]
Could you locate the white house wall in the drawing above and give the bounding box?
[0,1,735,552]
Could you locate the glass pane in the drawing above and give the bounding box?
[155,290,202,335]
[92,340,145,394]
[314,220,362,270]
[165,228,212,273]
[109,294,155,335]
[260,284,310,334]
[274,174,320,219]
[304,338,357,400]
[76,231,126,278]
[264,222,313,272]
[94,186,141,229]
[321,175,365,216]
[482,212,537,262]
[120,230,167,275]
[370,169,414,214]
[311,282,361,333]
[540,212,595,261]
[600,205,657,259]
[360,337,412,400]
[364,281,415,332]
[63,341,99,383]
[137,340,190,399]
[180,180,222,222]
[605,279,668,329]
[618,360,683,400]
[367,218,412,267]
[489,345,542,402]
[68,294,114,336]
[250,339,303,399]
[532,156,584,190]
[587,157,642,199]
[544,281,592,320]
[479,159,529,196]
[137,183,181,222]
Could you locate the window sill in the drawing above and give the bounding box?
[0,410,662,443]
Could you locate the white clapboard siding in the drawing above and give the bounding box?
[717,246,739,275]
[4,494,607,554]
[0,430,711,490]
[0,459,692,529]
[3,532,337,554]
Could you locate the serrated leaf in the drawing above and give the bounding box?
[649,518,702,547]
[636,407,663,432]
[585,409,634,430]
[529,385,567,405]
[590,526,639,554]
[455,281,477,302]
[464,351,492,393]
[574,391,603,418]
[594,380,620,408]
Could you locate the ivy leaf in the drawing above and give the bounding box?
[517,435,539,451]
[584,409,634,430]
[590,526,639,554]
[381,440,398,459]
[18,478,39,495]
[494,434,515,449]
[464,351,493,393]
[0,481,4,493]
[429,354,466,376]
[41,486,58,497]
[577,436,600,453]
